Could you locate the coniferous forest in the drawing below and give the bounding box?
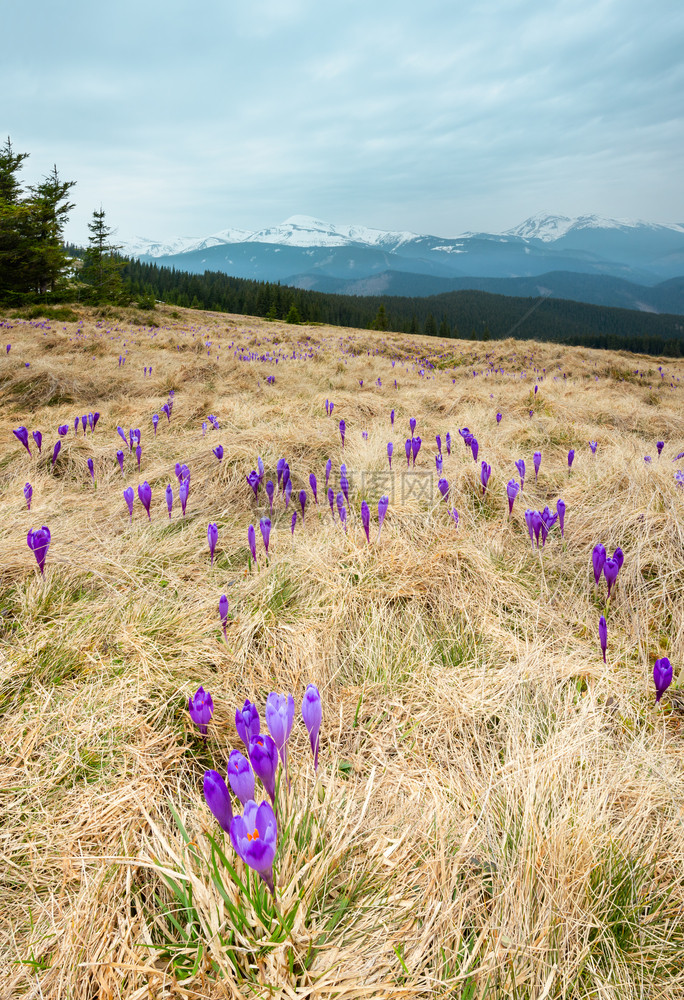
[2,136,684,356]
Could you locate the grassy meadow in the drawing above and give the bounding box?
[1,303,683,999]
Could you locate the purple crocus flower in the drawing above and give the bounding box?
[5,344,9,353]
[327,487,335,518]
[138,481,152,520]
[135,445,141,470]
[265,692,295,769]
[219,594,229,637]
[592,544,606,584]
[188,685,214,735]
[515,459,525,490]
[435,454,443,474]
[361,500,370,542]
[496,413,502,424]
[162,403,170,422]
[390,409,395,425]
[438,478,449,502]
[74,416,79,435]
[260,517,271,555]
[230,799,278,896]
[87,458,95,481]
[445,432,451,455]
[179,479,189,516]
[284,479,292,509]
[93,412,100,431]
[436,434,442,454]
[276,458,285,489]
[116,450,124,474]
[124,486,134,521]
[533,451,541,480]
[337,493,347,532]
[265,480,275,513]
[247,524,257,562]
[568,449,575,469]
[207,523,218,564]
[590,441,597,454]
[248,733,279,805]
[213,445,224,461]
[481,461,491,495]
[325,458,332,488]
[451,509,459,527]
[51,441,61,466]
[411,436,421,466]
[309,473,318,503]
[339,419,346,447]
[329,402,334,417]
[603,558,619,598]
[377,495,389,541]
[227,750,255,804]
[387,442,393,469]
[653,657,673,703]
[409,417,416,435]
[81,415,87,433]
[299,489,307,521]
[32,430,42,453]
[235,699,260,749]
[524,509,535,546]
[257,456,265,481]
[13,426,31,456]
[470,438,479,462]
[302,683,322,770]
[153,413,159,435]
[24,482,32,510]
[613,547,624,571]
[405,439,411,467]
[506,479,519,516]
[27,526,50,574]
[246,470,260,498]
[203,770,233,832]
[599,615,608,663]
[656,441,664,457]
[117,426,127,448]
[556,499,566,538]
[58,424,68,437]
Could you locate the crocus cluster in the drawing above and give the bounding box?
[198,684,323,898]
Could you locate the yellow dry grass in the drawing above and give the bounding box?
[1,303,683,999]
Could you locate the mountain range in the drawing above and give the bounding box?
[122,213,684,314]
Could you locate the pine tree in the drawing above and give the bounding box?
[0,137,28,204]
[82,208,124,300]
[26,165,76,292]
[371,303,388,330]
[424,313,437,337]
[285,303,302,324]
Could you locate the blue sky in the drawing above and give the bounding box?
[3,0,684,244]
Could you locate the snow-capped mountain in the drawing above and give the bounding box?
[120,213,684,299]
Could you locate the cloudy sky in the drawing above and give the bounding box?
[4,0,684,244]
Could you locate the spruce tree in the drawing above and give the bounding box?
[371,303,388,330]
[27,165,76,293]
[424,312,437,337]
[82,208,124,301]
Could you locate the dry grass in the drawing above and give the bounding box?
[1,304,683,999]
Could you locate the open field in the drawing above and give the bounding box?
[1,303,683,999]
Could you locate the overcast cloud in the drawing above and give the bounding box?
[3,0,683,244]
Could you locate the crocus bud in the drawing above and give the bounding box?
[361,500,370,543]
[291,511,297,534]
[227,750,255,804]
[377,495,389,541]
[302,684,322,770]
[590,441,597,453]
[568,449,575,469]
[208,522,218,564]
[260,517,271,555]
[445,432,451,455]
[438,478,449,502]
[82,415,88,433]
[32,430,42,453]
[556,499,566,537]
[179,479,189,516]
[436,454,443,474]
[603,558,619,598]
[235,699,260,749]
[411,436,421,466]
[247,524,257,562]
[87,458,95,481]
[325,458,332,488]
[339,419,345,447]
[137,481,152,520]
[203,770,233,831]
[248,733,279,805]
[246,470,260,498]
[299,489,307,521]
[451,508,459,527]
[390,409,395,425]
[24,482,32,509]
[515,459,525,489]
[599,615,608,663]
[387,442,393,469]
[309,473,318,503]
[481,461,491,496]
[284,479,292,509]
[153,414,159,435]
[612,547,624,571]
[13,426,31,456]
[533,451,541,480]
[656,441,664,457]
[218,594,229,637]
[496,413,502,424]
[58,424,68,437]
[653,657,673,703]
[213,445,224,461]
[51,441,61,466]
[135,445,141,470]
[74,416,79,435]
[506,479,519,516]
[470,438,479,462]
[265,693,295,768]
[592,544,606,584]
[409,417,416,435]
[123,486,134,520]
[188,685,213,734]
[405,439,411,467]
[27,525,50,574]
